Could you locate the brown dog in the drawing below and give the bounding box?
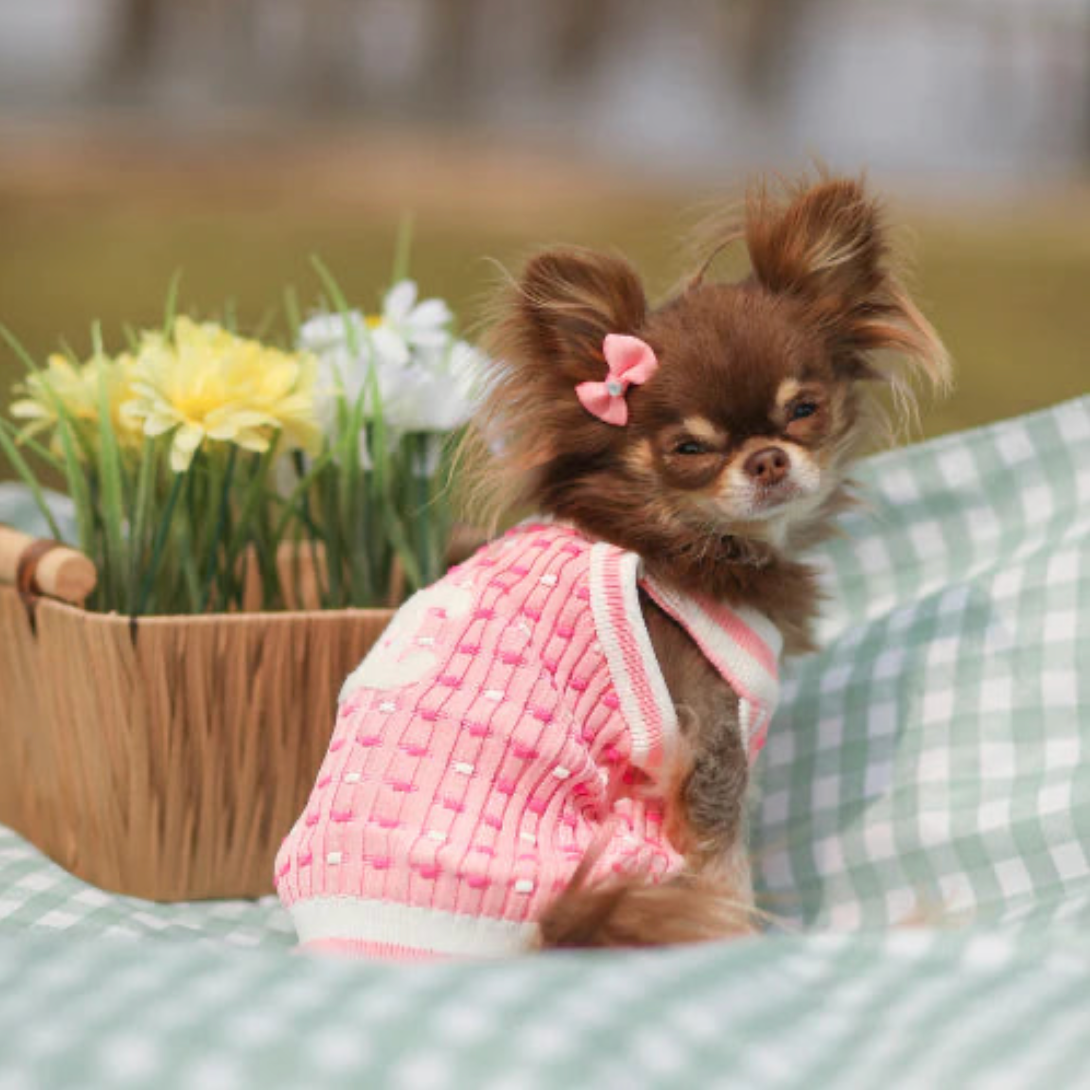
[472,172,949,947]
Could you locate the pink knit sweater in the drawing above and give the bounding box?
[275,522,782,959]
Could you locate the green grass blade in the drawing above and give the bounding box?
[250,305,278,343]
[0,421,64,540]
[316,457,344,607]
[176,465,204,611]
[58,339,81,367]
[0,324,94,557]
[338,394,367,603]
[52,409,95,567]
[135,470,184,616]
[221,444,281,609]
[310,256,361,356]
[226,447,276,562]
[0,323,44,376]
[128,435,158,608]
[391,214,415,284]
[93,323,128,609]
[271,447,333,541]
[198,445,237,612]
[384,504,422,593]
[283,286,302,343]
[162,270,183,338]
[0,416,64,475]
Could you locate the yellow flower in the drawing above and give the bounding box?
[10,351,141,453]
[122,318,322,472]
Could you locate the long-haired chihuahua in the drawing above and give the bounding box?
[277,172,949,957]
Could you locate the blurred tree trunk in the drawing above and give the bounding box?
[1086,1,1090,166]
[548,0,611,85]
[417,0,483,119]
[299,0,366,110]
[733,0,810,109]
[106,0,164,86]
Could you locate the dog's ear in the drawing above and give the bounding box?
[468,247,648,525]
[506,247,648,385]
[745,176,885,305]
[744,175,950,389]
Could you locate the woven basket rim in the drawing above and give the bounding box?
[1,588,395,629]
[0,583,392,900]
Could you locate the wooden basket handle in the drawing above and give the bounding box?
[0,525,97,607]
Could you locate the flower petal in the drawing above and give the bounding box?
[408,327,453,352]
[205,410,273,440]
[298,311,365,352]
[142,412,180,437]
[383,280,417,324]
[9,400,50,421]
[407,298,452,331]
[14,420,52,442]
[173,423,204,454]
[170,429,203,472]
[370,325,411,370]
[232,429,271,453]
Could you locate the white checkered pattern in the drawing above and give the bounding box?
[1,397,1089,1088]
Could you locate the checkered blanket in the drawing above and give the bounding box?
[1,396,1088,1089]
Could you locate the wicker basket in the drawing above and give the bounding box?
[0,530,393,901]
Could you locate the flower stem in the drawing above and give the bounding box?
[135,471,185,617]
[198,445,237,613]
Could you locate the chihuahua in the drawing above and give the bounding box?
[476,172,949,947]
[276,173,948,957]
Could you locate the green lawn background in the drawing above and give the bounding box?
[1,133,1087,476]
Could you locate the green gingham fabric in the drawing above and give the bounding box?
[753,394,1090,937]
[0,826,293,951]
[0,396,1088,1089]
[0,917,1088,1090]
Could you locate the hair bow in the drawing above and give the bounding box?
[575,334,659,426]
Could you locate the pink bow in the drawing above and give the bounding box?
[575,334,660,426]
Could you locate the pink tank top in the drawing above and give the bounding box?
[275,522,782,959]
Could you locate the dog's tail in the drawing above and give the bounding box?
[536,847,756,950]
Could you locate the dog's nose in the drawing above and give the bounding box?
[744,446,790,486]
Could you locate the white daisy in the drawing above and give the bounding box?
[370,280,453,369]
[297,286,484,447]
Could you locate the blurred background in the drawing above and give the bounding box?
[1,0,1088,455]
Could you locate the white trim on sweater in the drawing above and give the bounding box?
[628,572,782,759]
[642,579,781,719]
[589,543,679,772]
[290,898,539,958]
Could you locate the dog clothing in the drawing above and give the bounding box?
[275,522,782,959]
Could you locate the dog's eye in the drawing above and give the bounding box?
[674,440,709,455]
[790,401,818,421]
